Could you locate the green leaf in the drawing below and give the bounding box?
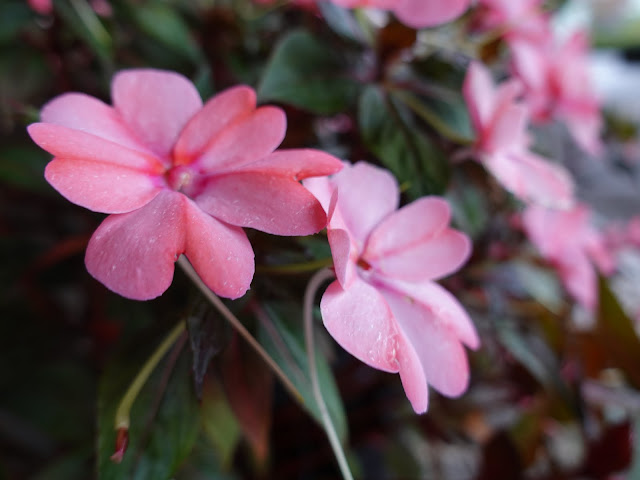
[256,302,348,443]
[317,1,369,45]
[0,1,31,44]
[445,177,489,238]
[128,2,203,64]
[512,261,564,314]
[0,145,51,193]
[358,85,451,198]
[258,30,361,114]
[97,340,200,480]
[200,379,242,469]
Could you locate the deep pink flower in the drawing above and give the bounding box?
[304,162,478,413]
[522,204,615,312]
[28,0,52,14]
[463,61,574,208]
[510,31,603,155]
[29,69,342,300]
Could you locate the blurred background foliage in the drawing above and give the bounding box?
[2,0,640,479]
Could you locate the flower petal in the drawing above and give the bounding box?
[236,149,343,179]
[484,151,574,208]
[394,0,469,28]
[332,162,399,247]
[383,288,471,400]
[173,85,257,165]
[195,172,327,235]
[365,197,471,281]
[320,277,400,374]
[327,227,358,289]
[463,62,495,133]
[183,199,254,300]
[85,190,186,300]
[112,69,203,157]
[39,93,154,155]
[194,106,286,172]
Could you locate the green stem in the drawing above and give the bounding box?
[303,268,353,480]
[256,257,334,275]
[177,255,302,404]
[114,321,185,431]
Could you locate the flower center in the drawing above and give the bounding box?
[166,165,194,193]
[357,257,372,271]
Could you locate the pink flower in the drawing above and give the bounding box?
[304,162,479,413]
[473,0,550,43]
[328,0,471,29]
[522,204,615,312]
[28,69,342,301]
[28,0,52,14]
[463,61,574,208]
[510,32,603,155]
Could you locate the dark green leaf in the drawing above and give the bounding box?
[0,145,51,193]
[0,1,32,44]
[97,336,199,480]
[359,85,451,198]
[256,302,348,443]
[258,30,360,114]
[317,1,369,45]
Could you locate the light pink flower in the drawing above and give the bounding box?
[473,0,550,43]
[522,204,615,312]
[510,32,603,155]
[304,162,478,413]
[29,69,342,301]
[463,61,574,208]
[327,0,470,29]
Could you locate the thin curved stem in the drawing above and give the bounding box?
[303,268,353,480]
[177,255,302,403]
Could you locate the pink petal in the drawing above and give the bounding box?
[365,197,471,281]
[394,0,469,28]
[173,85,256,166]
[463,62,495,134]
[327,227,358,289]
[559,251,597,312]
[112,69,203,158]
[383,288,471,399]
[28,123,164,173]
[183,199,254,300]
[45,158,162,214]
[194,106,286,172]
[236,149,343,179]
[488,103,528,153]
[332,162,399,247]
[320,277,400,374]
[484,151,574,208]
[85,191,186,300]
[195,172,328,235]
[38,93,154,156]
[379,277,479,349]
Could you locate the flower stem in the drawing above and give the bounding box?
[303,268,354,480]
[256,257,333,275]
[177,255,302,404]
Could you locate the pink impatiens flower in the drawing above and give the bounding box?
[473,0,550,43]
[304,162,479,413]
[510,31,603,155]
[28,69,342,301]
[522,204,615,312]
[463,61,574,208]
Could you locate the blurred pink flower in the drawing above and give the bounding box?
[510,31,603,155]
[28,0,52,14]
[29,69,341,301]
[473,0,550,43]
[463,61,574,208]
[304,162,478,413]
[523,204,615,312]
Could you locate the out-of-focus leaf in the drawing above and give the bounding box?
[512,261,564,314]
[256,302,348,443]
[187,301,230,399]
[128,3,203,64]
[0,146,51,193]
[54,0,113,70]
[258,30,360,115]
[221,336,273,465]
[597,277,640,388]
[32,448,92,480]
[0,1,31,44]
[317,1,369,44]
[446,178,489,238]
[200,378,241,469]
[97,338,199,480]
[359,85,450,198]
[393,89,474,144]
